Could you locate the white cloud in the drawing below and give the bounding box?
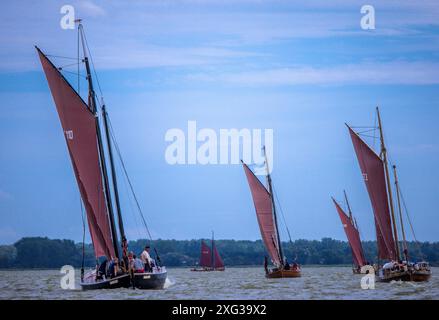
[185,61,439,86]
[78,0,106,17]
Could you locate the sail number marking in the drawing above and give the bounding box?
[65,130,74,140]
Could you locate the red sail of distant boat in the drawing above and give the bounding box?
[37,49,115,259]
[213,243,224,269]
[242,163,281,266]
[332,198,367,267]
[348,126,397,261]
[199,240,212,267]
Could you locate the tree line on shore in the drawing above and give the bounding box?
[0,237,438,269]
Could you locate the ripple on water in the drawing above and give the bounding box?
[0,267,438,300]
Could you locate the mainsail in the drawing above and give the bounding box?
[37,48,115,259]
[199,240,212,267]
[332,198,367,267]
[242,163,281,266]
[348,126,397,261]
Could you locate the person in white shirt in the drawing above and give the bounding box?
[141,245,154,272]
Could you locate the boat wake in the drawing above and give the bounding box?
[164,277,175,289]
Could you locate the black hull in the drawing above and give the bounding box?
[133,270,167,289]
[81,274,131,290]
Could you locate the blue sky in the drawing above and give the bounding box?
[0,0,438,244]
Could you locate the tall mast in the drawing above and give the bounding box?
[102,103,127,259]
[343,190,353,222]
[211,231,215,269]
[79,22,120,259]
[263,146,284,266]
[393,165,409,262]
[376,107,400,261]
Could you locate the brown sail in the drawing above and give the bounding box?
[347,126,397,261]
[37,48,115,259]
[332,198,367,267]
[242,162,281,266]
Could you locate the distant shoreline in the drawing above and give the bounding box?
[2,237,438,269]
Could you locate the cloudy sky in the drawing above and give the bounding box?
[0,0,438,245]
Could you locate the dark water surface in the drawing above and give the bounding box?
[0,266,437,300]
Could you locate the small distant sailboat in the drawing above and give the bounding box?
[332,191,371,274]
[347,107,431,282]
[242,148,301,278]
[191,232,225,271]
[36,21,167,289]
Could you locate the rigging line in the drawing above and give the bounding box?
[398,179,424,260]
[271,182,293,244]
[350,126,378,129]
[80,26,104,98]
[60,69,87,79]
[358,133,379,139]
[373,111,378,151]
[77,24,80,95]
[119,159,143,241]
[79,195,86,279]
[356,128,378,135]
[58,62,82,69]
[107,114,153,241]
[46,54,78,60]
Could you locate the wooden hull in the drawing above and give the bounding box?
[410,270,431,282]
[133,270,167,289]
[81,274,131,290]
[266,269,301,278]
[378,269,431,282]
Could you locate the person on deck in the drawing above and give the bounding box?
[133,254,145,273]
[108,258,121,278]
[97,259,108,280]
[263,256,269,274]
[284,259,290,270]
[141,245,154,272]
[127,252,135,273]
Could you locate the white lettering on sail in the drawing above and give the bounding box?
[65,130,74,140]
[363,173,368,181]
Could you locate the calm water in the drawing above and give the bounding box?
[0,267,438,300]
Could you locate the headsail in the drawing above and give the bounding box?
[37,48,115,259]
[199,240,212,267]
[213,243,224,269]
[242,162,281,266]
[332,198,367,267]
[347,126,397,261]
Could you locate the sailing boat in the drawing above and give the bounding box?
[36,22,167,290]
[332,191,371,274]
[191,232,225,271]
[242,148,301,278]
[347,107,431,282]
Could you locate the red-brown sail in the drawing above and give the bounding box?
[199,240,212,267]
[348,126,397,261]
[332,198,367,267]
[37,48,115,259]
[213,244,224,269]
[242,163,281,266]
